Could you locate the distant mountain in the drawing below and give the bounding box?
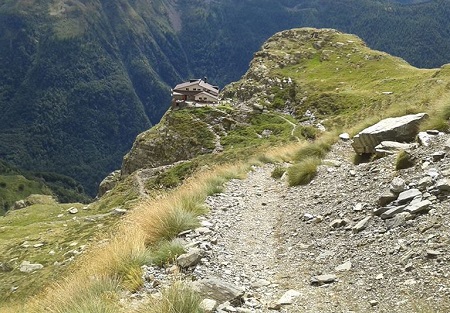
[0,0,449,195]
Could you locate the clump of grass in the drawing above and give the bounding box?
[116,251,152,292]
[395,150,415,170]
[287,158,321,186]
[140,282,203,313]
[157,208,200,241]
[37,276,121,313]
[256,154,277,164]
[420,105,450,132]
[151,240,185,267]
[271,166,287,179]
[293,143,328,162]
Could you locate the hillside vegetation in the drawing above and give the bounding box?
[1,27,450,312]
[1,0,450,195]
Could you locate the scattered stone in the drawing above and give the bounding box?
[418,176,433,190]
[177,248,204,268]
[111,207,127,215]
[330,219,347,229]
[435,178,450,192]
[268,302,282,311]
[431,151,446,162]
[251,279,271,288]
[310,274,337,286]
[352,216,372,233]
[375,141,418,155]
[335,261,352,272]
[369,300,379,307]
[381,205,406,220]
[339,133,350,141]
[200,299,218,313]
[386,212,413,229]
[378,190,398,206]
[192,277,244,306]
[405,200,432,215]
[390,177,406,194]
[67,207,79,214]
[426,250,441,259]
[397,189,422,204]
[277,290,301,305]
[418,132,434,146]
[13,200,27,210]
[19,261,44,273]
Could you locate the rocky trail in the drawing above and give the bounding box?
[139,134,450,313]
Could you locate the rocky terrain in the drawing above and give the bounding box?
[135,129,450,313]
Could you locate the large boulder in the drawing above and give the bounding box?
[352,113,428,154]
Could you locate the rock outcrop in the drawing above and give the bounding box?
[352,113,428,154]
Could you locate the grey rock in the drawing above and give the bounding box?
[177,248,204,268]
[339,133,350,141]
[200,299,218,313]
[418,176,433,190]
[390,177,406,194]
[405,200,432,215]
[192,277,244,306]
[277,290,301,305]
[335,261,352,272]
[375,141,418,155]
[381,205,406,220]
[13,200,27,210]
[352,113,428,154]
[435,178,450,192]
[67,207,79,214]
[445,138,450,151]
[431,151,446,162]
[352,216,372,233]
[426,250,442,259]
[418,132,434,146]
[378,190,398,206]
[397,189,421,204]
[330,219,347,229]
[19,261,43,273]
[310,274,337,286]
[386,212,413,229]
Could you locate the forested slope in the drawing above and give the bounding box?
[0,0,449,195]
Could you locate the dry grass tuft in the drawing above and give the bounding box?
[287,157,321,186]
[138,281,203,313]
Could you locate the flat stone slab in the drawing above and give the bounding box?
[310,274,337,286]
[192,277,244,306]
[405,200,432,214]
[352,113,428,154]
[397,189,422,204]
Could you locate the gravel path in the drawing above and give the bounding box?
[141,138,450,313]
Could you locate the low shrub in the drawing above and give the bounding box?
[287,158,320,186]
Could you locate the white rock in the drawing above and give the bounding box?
[67,207,78,214]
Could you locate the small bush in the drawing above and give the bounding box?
[287,158,320,186]
[395,150,415,170]
[271,166,286,179]
[151,240,185,267]
[141,282,203,313]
